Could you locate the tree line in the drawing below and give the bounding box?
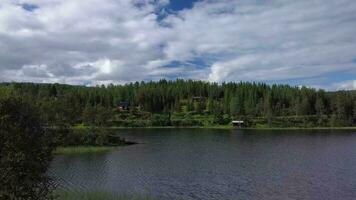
[0,80,355,127]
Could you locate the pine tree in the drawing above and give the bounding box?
[230,96,239,116]
[315,96,326,116]
[353,100,356,124]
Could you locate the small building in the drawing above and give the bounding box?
[232,120,244,128]
[118,102,130,112]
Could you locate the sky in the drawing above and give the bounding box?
[0,0,356,90]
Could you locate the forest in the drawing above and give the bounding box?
[0,80,355,128]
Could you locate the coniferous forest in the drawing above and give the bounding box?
[1,80,355,128]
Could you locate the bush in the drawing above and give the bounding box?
[0,97,56,200]
[56,128,129,146]
[151,114,171,126]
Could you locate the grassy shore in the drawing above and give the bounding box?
[54,146,118,155]
[72,125,356,130]
[242,127,356,130]
[55,190,156,200]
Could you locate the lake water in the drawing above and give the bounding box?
[51,129,356,200]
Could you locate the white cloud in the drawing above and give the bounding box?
[0,0,170,83]
[0,0,355,89]
[331,80,356,91]
[163,0,356,83]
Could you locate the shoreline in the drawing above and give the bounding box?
[72,125,356,131]
[54,146,119,155]
[55,190,156,200]
[54,126,356,155]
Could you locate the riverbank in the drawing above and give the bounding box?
[52,127,138,155]
[54,146,118,155]
[72,125,356,131]
[55,190,156,200]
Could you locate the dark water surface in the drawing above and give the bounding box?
[51,129,356,200]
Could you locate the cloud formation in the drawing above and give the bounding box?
[332,80,356,90]
[0,0,355,89]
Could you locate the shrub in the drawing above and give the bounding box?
[0,97,56,200]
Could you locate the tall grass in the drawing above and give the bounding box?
[54,146,117,155]
[55,190,157,200]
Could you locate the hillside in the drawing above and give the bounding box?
[1,80,355,128]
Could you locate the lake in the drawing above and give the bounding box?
[51,128,356,200]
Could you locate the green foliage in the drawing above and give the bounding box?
[56,128,131,147]
[151,114,171,126]
[0,97,56,200]
[229,96,240,116]
[250,115,330,128]
[330,92,354,126]
[353,100,356,123]
[0,80,356,128]
[193,101,204,113]
[54,146,116,155]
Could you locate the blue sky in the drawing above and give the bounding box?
[21,3,39,11]
[0,0,355,90]
[166,0,199,11]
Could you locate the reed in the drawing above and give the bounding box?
[55,190,157,200]
[54,146,117,155]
